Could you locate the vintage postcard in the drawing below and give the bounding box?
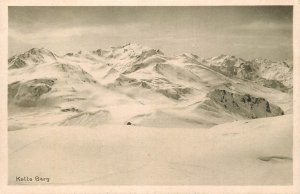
[0,0,299,194]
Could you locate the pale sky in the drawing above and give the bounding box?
[9,6,293,60]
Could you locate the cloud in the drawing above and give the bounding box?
[8,7,293,61]
[234,21,291,31]
[9,22,149,44]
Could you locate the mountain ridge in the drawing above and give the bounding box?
[8,43,293,129]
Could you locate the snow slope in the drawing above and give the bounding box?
[8,114,292,185]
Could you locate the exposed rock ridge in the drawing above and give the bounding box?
[207,89,284,119]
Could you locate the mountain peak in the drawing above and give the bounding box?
[27,48,54,56]
[122,42,149,51]
[8,47,57,69]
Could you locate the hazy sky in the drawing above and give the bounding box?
[9,6,292,60]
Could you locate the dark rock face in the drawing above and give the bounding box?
[61,107,81,112]
[207,89,284,119]
[8,58,27,69]
[258,78,290,93]
[8,79,56,107]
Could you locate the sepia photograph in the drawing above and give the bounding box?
[1,1,299,193]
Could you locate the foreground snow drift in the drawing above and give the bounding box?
[9,114,292,185]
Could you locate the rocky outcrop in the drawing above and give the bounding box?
[8,58,27,69]
[207,89,284,119]
[8,79,56,107]
[257,78,290,93]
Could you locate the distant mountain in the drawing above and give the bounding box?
[8,44,293,129]
[204,55,292,92]
[9,48,57,69]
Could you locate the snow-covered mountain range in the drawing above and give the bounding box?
[8,43,294,185]
[8,43,293,129]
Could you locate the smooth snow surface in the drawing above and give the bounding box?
[9,115,292,185]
